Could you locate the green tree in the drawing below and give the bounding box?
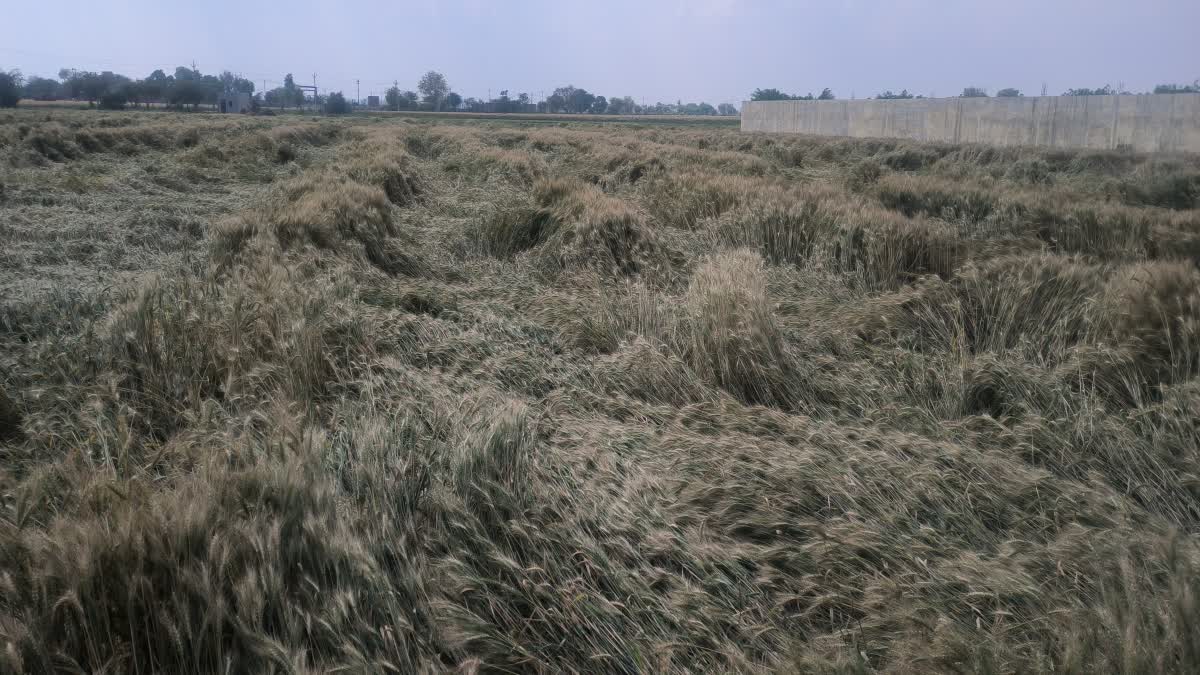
[140,69,170,106]
[283,73,306,107]
[23,75,59,100]
[717,103,738,115]
[219,71,255,95]
[876,89,914,99]
[817,88,835,100]
[1154,81,1200,94]
[324,91,350,114]
[78,72,107,103]
[960,87,989,97]
[445,91,462,110]
[0,69,21,107]
[99,86,128,110]
[751,88,790,101]
[417,71,449,110]
[607,96,636,115]
[590,95,608,114]
[996,88,1022,97]
[1064,85,1113,96]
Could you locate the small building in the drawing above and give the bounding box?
[218,92,252,114]
[367,95,381,108]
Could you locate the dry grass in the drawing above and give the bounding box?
[2,107,1200,673]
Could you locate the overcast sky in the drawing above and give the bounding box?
[3,0,1197,103]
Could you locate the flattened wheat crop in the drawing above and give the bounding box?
[3,107,1200,673]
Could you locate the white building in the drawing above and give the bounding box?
[218,92,252,113]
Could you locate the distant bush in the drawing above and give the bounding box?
[98,87,128,110]
[996,88,1022,97]
[1154,82,1200,94]
[1064,85,1114,96]
[960,87,989,98]
[0,69,21,108]
[324,91,351,115]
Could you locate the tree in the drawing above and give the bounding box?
[219,71,254,95]
[568,87,595,113]
[445,91,462,110]
[717,103,738,116]
[23,76,59,100]
[418,71,449,110]
[817,88,835,100]
[876,89,914,99]
[169,72,206,109]
[607,96,636,115]
[589,95,608,114]
[324,91,350,114]
[1064,85,1113,96]
[0,69,21,107]
[99,87,128,110]
[282,73,306,107]
[751,88,791,101]
[1154,81,1200,94]
[996,88,1022,97]
[79,72,107,103]
[960,87,989,98]
[140,69,170,106]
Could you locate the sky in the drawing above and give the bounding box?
[2,0,1198,104]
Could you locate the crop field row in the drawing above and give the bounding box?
[2,107,1200,672]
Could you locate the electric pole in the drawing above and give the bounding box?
[394,80,399,110]
[356,79,360,104]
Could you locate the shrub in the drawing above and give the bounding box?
[324,91,351,115]
[98,88,128,110]
[0,70,20,108]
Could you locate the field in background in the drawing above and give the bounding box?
[3,107,1200,672]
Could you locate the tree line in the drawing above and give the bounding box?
[752,81,1200,102]
[382,77,738,116]
[0,66,740,116]
[8,67,255,110]
[7,64,1194,114]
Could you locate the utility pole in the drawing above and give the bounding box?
[356,79,360,104]
[312,73,318,105]
[394,80,399,110]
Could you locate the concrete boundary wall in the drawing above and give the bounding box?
[741,95,1200,153]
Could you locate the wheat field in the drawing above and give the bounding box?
[2,108,1200,673]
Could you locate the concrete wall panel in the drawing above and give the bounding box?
[741,94,1200,153]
